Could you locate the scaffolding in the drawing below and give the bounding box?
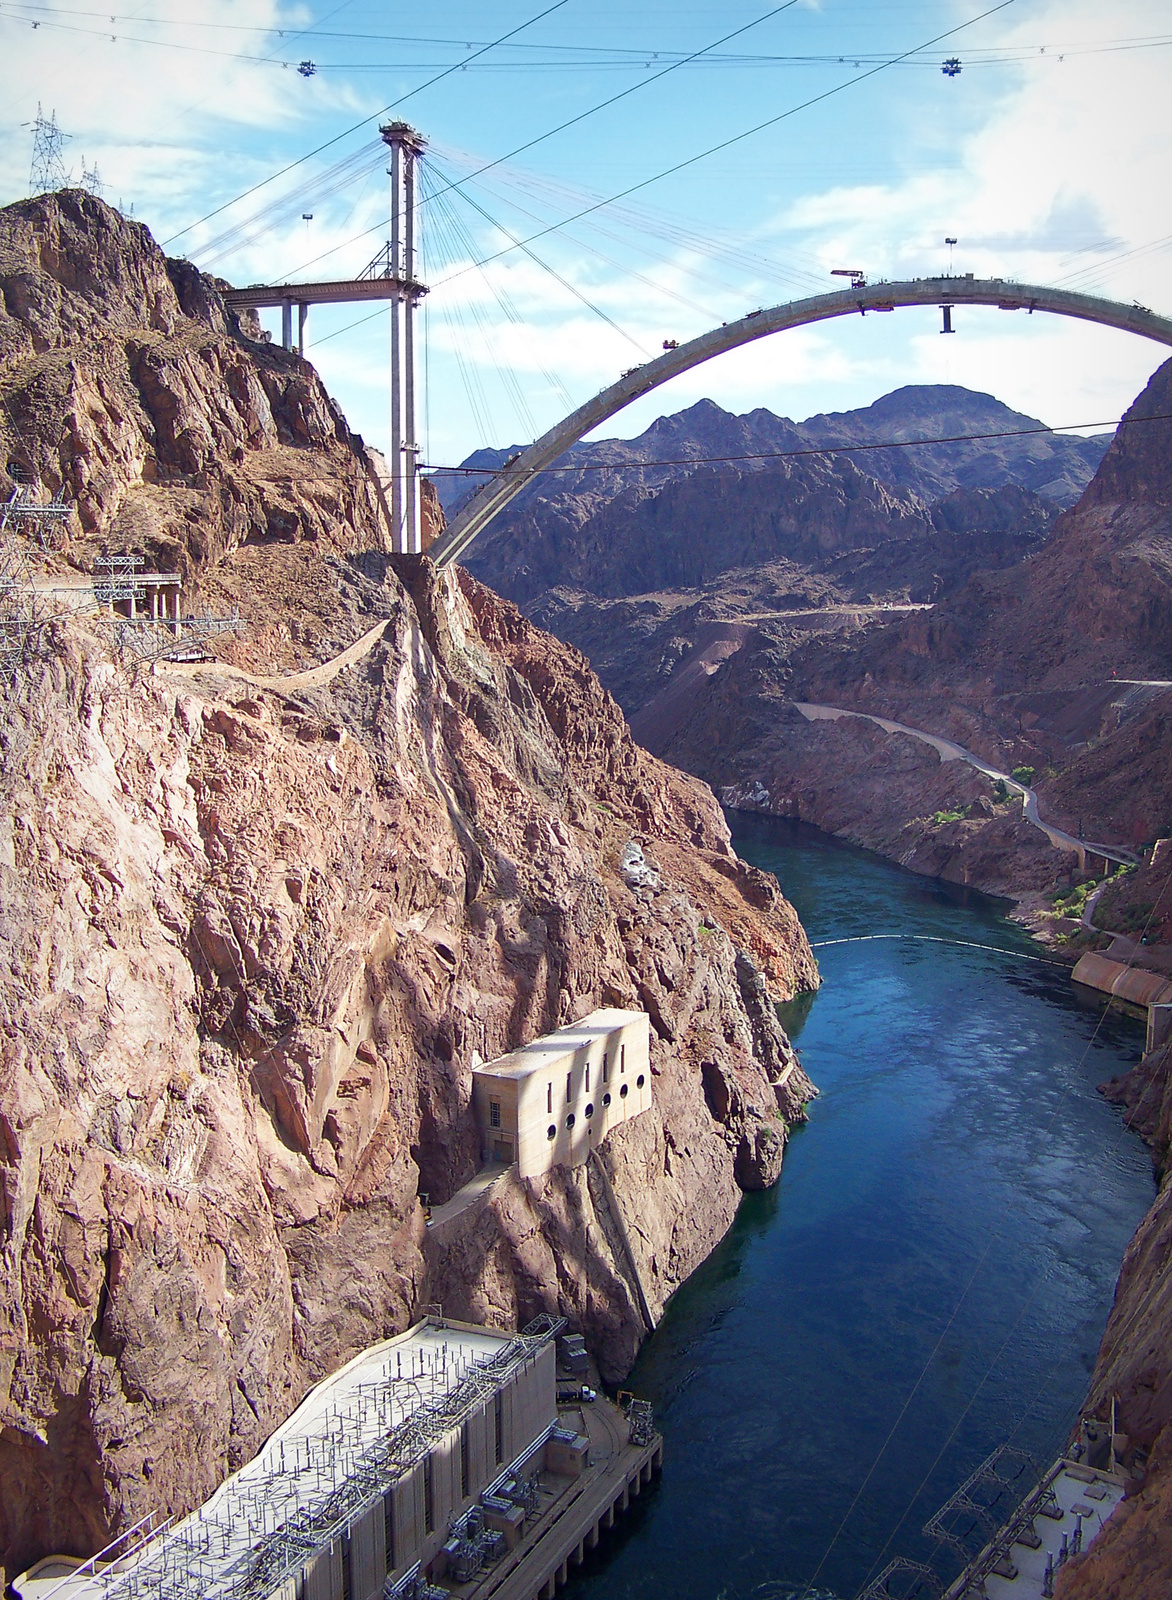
[92,552,145,605]
[87,1316,564,1600]
[105,612,246,664]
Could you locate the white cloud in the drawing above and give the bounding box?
[4,0,1169,466]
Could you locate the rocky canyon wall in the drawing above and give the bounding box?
[0,192,817,1580]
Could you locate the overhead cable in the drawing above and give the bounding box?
[159,0,574,247]
[268,1,807,284]
[427,1,1021,295]
[421,413,1134,478]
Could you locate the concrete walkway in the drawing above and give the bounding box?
[426,1163,512,1233]
[794,701,1136,866]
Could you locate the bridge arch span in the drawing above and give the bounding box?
[429,277,1172,567]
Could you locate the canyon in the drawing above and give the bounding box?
[0,192,817,1582]
[447,312,1172,1598]
[3,184,1172,1600]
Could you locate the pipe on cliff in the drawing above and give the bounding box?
[588,1150,655,1334]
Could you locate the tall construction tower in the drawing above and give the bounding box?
[380,122,427,554]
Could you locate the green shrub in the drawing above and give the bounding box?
[1011,765,1036,786]
[993,778,1010,803]
[931,809,966,825]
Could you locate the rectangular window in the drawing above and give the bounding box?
[547,1082,552,1113]
[585,1063,590,1092]
[383,1488,396,1573]
[620,1044,626,1073]
[602,1052,608,1083]
[489,1100,501,1129]
[424,1457,434,1533]
[566,1070,572,1104]
[461,1422,471,1498]
[494,1391,504,1464]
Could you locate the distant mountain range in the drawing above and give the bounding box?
[433,386,1111,606]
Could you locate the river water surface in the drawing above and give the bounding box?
[567,814,1154,1600]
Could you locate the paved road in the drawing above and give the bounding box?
[794,701,1136,866]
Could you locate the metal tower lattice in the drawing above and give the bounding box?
[28,105,69,193]
[0,489,69,674]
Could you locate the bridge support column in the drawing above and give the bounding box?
[281,299,293,351]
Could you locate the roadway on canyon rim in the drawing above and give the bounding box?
[793,701,1136,866]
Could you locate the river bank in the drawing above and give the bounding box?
[563,813,1155,1600]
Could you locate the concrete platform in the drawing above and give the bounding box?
[444,1394,661,1600]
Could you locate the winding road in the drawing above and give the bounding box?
[794,701,1136,866]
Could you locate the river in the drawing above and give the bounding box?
[567,814,1155,1600]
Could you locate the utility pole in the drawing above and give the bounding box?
[380,122,427,555]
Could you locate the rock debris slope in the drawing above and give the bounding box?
[0,192,817,1578]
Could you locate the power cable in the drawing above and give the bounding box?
[420,413,1138,478]
[7,4,1171,67]
[426,1,1021,297]
[159,0,574,248]
[267,1,807,285]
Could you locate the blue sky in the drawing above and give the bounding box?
[3,0,1172,467]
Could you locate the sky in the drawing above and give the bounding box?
[3,0,1172,469]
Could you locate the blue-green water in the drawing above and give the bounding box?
[568,814,1154,1600]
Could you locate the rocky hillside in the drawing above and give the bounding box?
[447,389,1108,606]
[0,192,818,1581]
[1055,974,1172,1598]
[593,357,1172,908]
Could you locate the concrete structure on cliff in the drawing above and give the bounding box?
[14,1314,662,1600]
[472,1011,651,1178]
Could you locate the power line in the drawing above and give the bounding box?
[420,414,1137,477]
[159,0,573,248]
[424,1,1021,296]
[7,4,1171,67]
[268,1,807,285]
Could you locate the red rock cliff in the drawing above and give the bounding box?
[0,193,818,1579]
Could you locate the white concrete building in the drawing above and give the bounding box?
[471,1010,651,1178]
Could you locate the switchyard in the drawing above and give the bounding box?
[12,1316,661,1600]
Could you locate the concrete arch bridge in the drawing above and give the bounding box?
[429,276,1172,567]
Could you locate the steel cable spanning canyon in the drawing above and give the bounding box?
[429,277,1172,565]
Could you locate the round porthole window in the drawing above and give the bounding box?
[547,1124,557,1140]
[602,1092,611,1107]
[619,1083,629,1098]
[566,1113,576,1129]
[636,1074,645,1089]
[585,1103,595,1119]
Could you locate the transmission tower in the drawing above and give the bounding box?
[0,489,69,676]
[28,105,69,193]
[79,157,104,197]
